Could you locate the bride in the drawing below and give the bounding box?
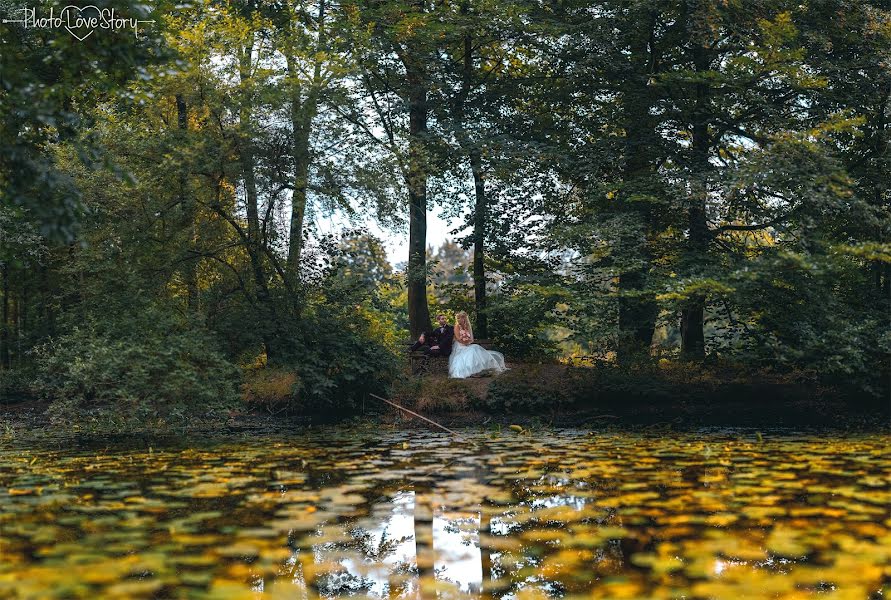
[449,311,507,379]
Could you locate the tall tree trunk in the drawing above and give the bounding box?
[19,276,26,361]
[42,264,55,340]
[470,149,488,339]
[479,506,492,595]
[1,263,9,369]
[413,490,435,593]
[874,84,890,297]
[617,10,659,362]
[238,41,278,362]
[176,93,200,312]
[405,60,432,339]
[459,10,488,340]
[11,289,19,368]
[286,0,326,279]
[286,57,310,279]
[681,34,711,360]
[875,86,891,394]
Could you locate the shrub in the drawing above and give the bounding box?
[391,375,481,413]
[35,307,239,432]
[486,285,564,360]
[474,365,580,413]
[473,359,826,416]
[278,295,401,415]
[0,367,37,403]
[241,367,300,414]
[719,250,891,398]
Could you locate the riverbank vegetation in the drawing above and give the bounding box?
[1,1,889,432]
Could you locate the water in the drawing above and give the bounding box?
[1,426,889,598]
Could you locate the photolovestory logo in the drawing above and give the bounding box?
[2,4,155,40]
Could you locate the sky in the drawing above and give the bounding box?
[313,205,462,269]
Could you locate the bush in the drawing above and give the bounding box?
[273,289,402,416]
[474,364,581,413]
[473,359,826,416]
[0,367,37,403]
[717,250,891,398]
[486,285,564,360]
[391,375,481,413]
[241,367,300,414]
[36,307,239,432]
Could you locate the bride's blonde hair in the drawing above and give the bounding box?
[455,311,473,341]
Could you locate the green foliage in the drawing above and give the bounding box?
[3,0,890,423]
[0,366,36,403]
[429,241,473,287]
[486,284,564,359]
[726,249,890,396]
[241,367,300,415]
[335,233,393,289]
[390,374,480,413]
[273,281,402,415]
[475,365,578,414]
[35,307,239,432]
[0,1,168,240]
[474,360,833,416]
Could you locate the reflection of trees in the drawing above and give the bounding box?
[347,525,415,599]
[277,531,310,595]
[484,479,631,598]
[386,558,416,599]
[413,489,436,595]
[301,522,414,597]
[348,526,413,562]
[269,454,640,598]
[316,569,376,597]
[326,517,419,597]
[480,507,492,597]
[274,491,417,598]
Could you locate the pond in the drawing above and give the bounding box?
[1,426,889,599]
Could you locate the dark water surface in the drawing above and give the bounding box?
[1,426,889,599]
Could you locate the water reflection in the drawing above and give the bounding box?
[0,429,889,598]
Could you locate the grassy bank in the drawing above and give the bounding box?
[2,359,888,435]
[386,360,890,429]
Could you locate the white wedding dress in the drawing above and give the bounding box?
[449,341,507,379]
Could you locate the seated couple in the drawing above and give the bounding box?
[410,312,507,379]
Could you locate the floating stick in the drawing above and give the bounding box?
[369,393,469,442]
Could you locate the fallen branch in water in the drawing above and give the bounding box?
[369,393,470,442]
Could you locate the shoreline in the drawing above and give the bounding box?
[3,360,888,440]
[2,391,888,444]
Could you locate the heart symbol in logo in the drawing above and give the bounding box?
[61,5,100,41]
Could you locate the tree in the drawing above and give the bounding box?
[430,241,472,285]
[341,1,445,339]
[434,0,503,339]
[336,233,393,287]
[661,2,830,359]
[0,2,167,240]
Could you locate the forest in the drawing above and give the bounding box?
[1,0,890,431]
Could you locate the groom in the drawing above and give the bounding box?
[410,314,454,357]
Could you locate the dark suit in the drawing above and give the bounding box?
[410,324,454,357]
